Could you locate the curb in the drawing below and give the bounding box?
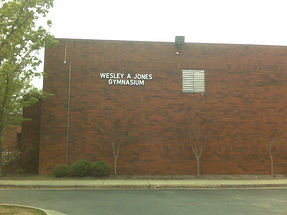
[1,184,287,189]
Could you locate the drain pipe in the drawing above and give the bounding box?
[66,61,72,165]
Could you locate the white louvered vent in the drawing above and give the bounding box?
[182,70,205,93]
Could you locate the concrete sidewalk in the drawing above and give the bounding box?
[1,179,287,189]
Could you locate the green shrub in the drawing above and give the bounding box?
[91,161,111,177]
[53,165,70,178]
[69,160,91,177]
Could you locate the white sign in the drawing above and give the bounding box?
[100,73,153,86]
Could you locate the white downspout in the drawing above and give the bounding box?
[66,61,72,165]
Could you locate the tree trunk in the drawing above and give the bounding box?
[114,156,118,175]
[0,138,2,176]
[269,151,273,176]
[0,110,5,176]
[196,157,200,176]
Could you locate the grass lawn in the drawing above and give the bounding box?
[0,205,46,215]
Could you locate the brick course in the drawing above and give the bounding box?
[32,39,287,175]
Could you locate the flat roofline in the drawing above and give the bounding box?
[54,38,287,48]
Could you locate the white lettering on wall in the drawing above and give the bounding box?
[100,72,153,86]
[100,73,124,79]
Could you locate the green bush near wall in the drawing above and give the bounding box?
[91,161,111,177]
[69,160,91,177]
[53,165,70,178]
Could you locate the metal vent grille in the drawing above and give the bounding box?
[182,70,205,93]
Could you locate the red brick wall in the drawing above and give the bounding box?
[21,100,42,173]
[2,125,21,148]
[37,39,287,175]
[2,125,21,174]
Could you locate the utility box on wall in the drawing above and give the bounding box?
[23,38,287,175]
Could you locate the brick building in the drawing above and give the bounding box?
[2,125,21,149]
[23,38,287,175]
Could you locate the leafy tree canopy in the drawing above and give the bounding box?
[0,0,58,174]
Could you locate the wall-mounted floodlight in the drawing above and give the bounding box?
[175,36,185,45]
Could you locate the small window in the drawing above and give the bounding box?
[182,70,205,93]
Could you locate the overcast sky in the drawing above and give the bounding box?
[33,0,287,88]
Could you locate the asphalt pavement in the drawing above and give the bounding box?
[0,179,287,215]
[1,178,287,215]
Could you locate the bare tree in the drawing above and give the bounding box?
[97,119,132,175]
[259,133,277,176]
[179,109,211,176]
